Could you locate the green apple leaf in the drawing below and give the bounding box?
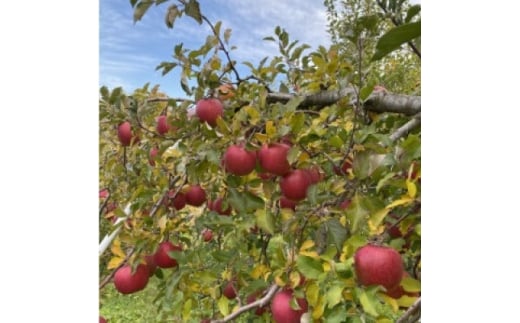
[372,21,421,61]
[296,255,324,280]
[326,284,344,308]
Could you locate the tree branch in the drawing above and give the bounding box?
[266,88,420,115]
[389,113,421,142]
[99,248,135,289]
[211,284,279,323]
[396,297,421,323]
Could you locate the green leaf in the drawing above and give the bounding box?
[372,21,421,61]
[296,255,323,280]
[401,276,421,293]
[359,289,379,317]
[290,113,305,133]
[255,209,274,235]
[326,284,344,308]
[185,0,202,24]
[328,135,344,149]
[346,194,369,234]
[217,296,230,316]
[405,5,421,23]
[130,0,139,8]
[164,4,180,28]
[325,218,348,252]
[283,96,305,113]
[133,1,153,23]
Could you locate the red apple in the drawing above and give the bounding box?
[258,143,291,176]
[223,280,238,299]
[208,197,231,215]
[279,196,297,211]
[144,254,157,277]
[99,316,107,323]
[354,244,404,291]
[303,166,323,184]
[246,290,269,315]
[280,169,311,202]
[149,147,159,166]
[202,228,213,242]
[113,264,150,294]
[223,144,257,176]
[185,185,206,206]
[117,121,133,146]
[196,98,224,127]
[200,319,211,323]
[99,189,109,199]
[156,115,170,135]
[339,199,351,210]
[271,289,308,323]
[167,190,186,210]
[154,241,182,268]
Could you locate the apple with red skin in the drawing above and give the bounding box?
[258,143,291,176]
[200,319,211,323]
[223,144,257,176]
[154,241,182,268]
[208,197,232,215]
[223,280,238,299]
[165,190,186,210]
[99,316,107,323]
[195,98,224,127]
[99,189,109,199]
[279,196,297,210]
[113,264,150,294]
[246,290,269,315]
[156,115,170,135]
[271,289,308,323]
[354,244,404,291]
[202,228,213,242]
[303,166,323,184]
[117,121,133,146]
[185,185,206,206]
[280,169,312,202]
[149,147,158,166]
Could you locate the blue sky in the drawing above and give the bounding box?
[100,0,333,97]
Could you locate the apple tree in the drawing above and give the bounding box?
[99,0,421,322]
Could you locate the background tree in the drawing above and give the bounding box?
[99,0,421,322]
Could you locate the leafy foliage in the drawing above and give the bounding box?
[100,0,421,322]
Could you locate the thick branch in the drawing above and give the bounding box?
[266,88,420,115]
[211,284,279,323]
[389,113,421,142]
[396,297,421,323]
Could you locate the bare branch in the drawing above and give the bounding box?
[266,88,420,115]
[146,97,194,104]
[396,297,421,323]
[211,284,279,323]
[389,113,421,142]
[364,92,420,116]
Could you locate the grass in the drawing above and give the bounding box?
[100,276,161,323]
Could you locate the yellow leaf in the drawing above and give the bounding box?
[377,318,394,323]
[406,179,417,198]
[110,238,126,258]
[275,275,286,287]
[368,221,385,236]
[298,151,310,163]
[385,196,414,209]
[254,132,268,143]
[369,208,390,229]
[266,120,276,138]
[379,293,399,312]
[300,240,315,251]
[306,282,320,306]
[311,296,325,319]
[218,297,229,316]
[396,295,419,308]
[322,262,331,272]
[107,256,124,269]
[158,215,167,234]
[251,264,269,280]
